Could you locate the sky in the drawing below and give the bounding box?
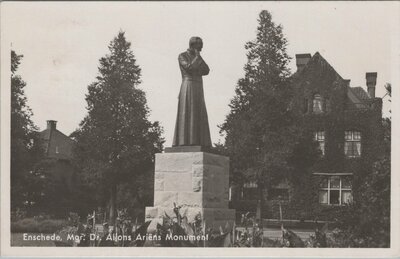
[2,1,399,146]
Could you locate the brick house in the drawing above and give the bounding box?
[39,120,78,215]
[230,52,383,220]
[40,120,75,160]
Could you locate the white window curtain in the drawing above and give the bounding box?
[318,176,353,205]
[313,94,323,113]
[344,142,351,156]
[344,131,361,157]
[319,191,328,204]
[355,142,361,156]
[341,191,352,204]
[314,131,325,155]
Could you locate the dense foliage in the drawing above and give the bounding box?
[11,218,68,234]
[331,110,391,247]
[220,10,390,248]
[220,10,315,217]
[11,50,45,213]
[72,31,164,224]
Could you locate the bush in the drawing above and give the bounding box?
[11,208,27,221]
[11,218,67,233]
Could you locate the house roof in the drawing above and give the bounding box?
[295,52,371,106]
[292,52,344,81]
[350,86,370,100]
[39,127,75,160]
[39,128,52,141]
[39,127,74,141]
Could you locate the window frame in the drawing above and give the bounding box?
[312,94,324,114]
[241,181,258,200]
[314,131,326,156]
[344,130,362,158]
[318,175,352,205]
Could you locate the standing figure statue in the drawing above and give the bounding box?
[172,37,212,148]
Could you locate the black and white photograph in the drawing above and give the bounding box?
[0,1,399,257]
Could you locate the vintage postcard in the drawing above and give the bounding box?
[1,1,399,257]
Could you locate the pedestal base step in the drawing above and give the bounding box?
[164,146,210,153]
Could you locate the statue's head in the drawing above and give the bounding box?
[189,36,203,52]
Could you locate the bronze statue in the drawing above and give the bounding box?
[172,37,212,148]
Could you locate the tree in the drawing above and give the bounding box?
[382,82,391,154]
[72,31,164,225]
[11,50,44,212]
[220,11,309,217]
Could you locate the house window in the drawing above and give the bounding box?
[314,131,325,156]
[229,185,241,201]
[242,181,258,200]
[344,131,361,158]
[56,146,59,154]
[313,94,323,113]
[318,176,352,205]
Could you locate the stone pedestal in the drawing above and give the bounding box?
[145,151,235,231]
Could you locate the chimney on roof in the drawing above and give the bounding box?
[47,120,57,130]
[344,79,351,87]
[295,53,312,71]
[366,72,377,98]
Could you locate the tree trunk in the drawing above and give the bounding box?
[109,182,117,227]
[257,183,265,224]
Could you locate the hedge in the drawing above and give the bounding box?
[11,218,68,233]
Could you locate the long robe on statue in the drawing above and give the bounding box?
[172,49,212,147]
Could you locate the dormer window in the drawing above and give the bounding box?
[313,94,323,114]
